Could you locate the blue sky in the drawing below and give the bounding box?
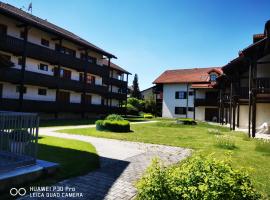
[2,0,270,90]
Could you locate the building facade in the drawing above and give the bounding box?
[153,67,222,121]
[0,2,130,118]
[217,20,270,137]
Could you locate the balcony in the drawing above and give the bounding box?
[103,77,128,88]
[108,92,127,100]
[0,68,108,95]
[0,98,109,113]
[0,34,109,77]
[194,98,218,106]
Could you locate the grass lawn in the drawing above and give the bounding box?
[37,136,99,184]
[58,121,270,198]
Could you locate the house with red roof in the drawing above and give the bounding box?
[153,67,222,121]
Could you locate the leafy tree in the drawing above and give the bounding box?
[131,74,141,99]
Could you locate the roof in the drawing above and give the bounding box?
[0,2,116,58]
[102,59,131,75]
[141,86,155,93]
[153,67,222,84]
[191,83,215,89]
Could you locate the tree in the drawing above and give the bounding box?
[131,74,141,99]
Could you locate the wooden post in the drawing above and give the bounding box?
[193,89,196,120]
[248,63,252,137]
[251,60,257,137]
[18,26,29,112]
[237,103,240,127]
[81,49,88,118]
[186,83,189,118]
[232,102,236,130]
[229,82,233,130]
[125,73,129,117]
[54,39,62,119]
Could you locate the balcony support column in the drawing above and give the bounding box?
[186,83,189,118]
[55,39,62,119]
[251,60,257,138]
[18,25,29,112]
[107,58,111,112]
[232,101,236,130]
[125,73,129,116]
[193,89,196,120]
[229,81,233,130]
[81,50,88,118]
[237,103,240,127]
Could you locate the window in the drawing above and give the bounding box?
[80,53,96,63]
[210,73,217,82]
[38,63,49,71]
[84,94,92,104]
[175,91,187,99]
[55,44,76,57]
[188,91,194,96]
[18,57,23,66]
[175,107,187,115]
[38,88,47,96]
[41,38,49,47]
[60,68,71,79]
[0,24,7,35]
[20,30,26,39]
[188,107,194,112]
[16,86,27,94]
[86,74,95,84]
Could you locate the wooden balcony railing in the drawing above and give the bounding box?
[0,68,107,95]
[194,98,218,106]
[103,77,128,88]
[107,92,127,100]
[0,34,109,77]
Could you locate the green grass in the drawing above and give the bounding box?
[37,136,99,184]
[58,121,270,198]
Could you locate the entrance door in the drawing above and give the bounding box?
[205,108,219,122]
[57,91,70,104]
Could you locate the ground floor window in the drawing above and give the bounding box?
[188,107,194,112]
[175,107,187,115]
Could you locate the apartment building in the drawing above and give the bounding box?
[217,20,270,137]
[0,2,130,118]
[153,67,222,121]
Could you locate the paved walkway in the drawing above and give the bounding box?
[23,122,191,200]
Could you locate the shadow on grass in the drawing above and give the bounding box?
[40,118,98,127]
[0,141,130,200]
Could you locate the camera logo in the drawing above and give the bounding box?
[10,188,27,196]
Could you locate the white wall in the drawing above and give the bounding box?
[162,83,194,118]
[70,92,81,103]
[195,106,205,121]
[239,105,249,128]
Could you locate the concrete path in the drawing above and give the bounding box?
[23,122,191,200]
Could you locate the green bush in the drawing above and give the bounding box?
[105,114,124,121]
[95,120,130,132]
[143,114,153,118]
[136,155,261,200]
[215,135,236,150]
[176,118,197,125]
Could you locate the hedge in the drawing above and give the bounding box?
[143,114,153,119]
[96,120,130,132]
[176,118,197,125]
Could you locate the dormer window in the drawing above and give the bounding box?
[210,73,217,82]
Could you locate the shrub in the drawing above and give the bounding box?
[126,103,139,115]
[136,155,261,200]
[143,114,153,118]
[9,129,33,142]
[215,135,236,149]
[208,128,221,135]
[176,118,197,125]
[95,120,130,132]
[105,114,124,121]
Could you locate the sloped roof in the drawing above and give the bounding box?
[0,2,116,58]
[102,59,131,74]
[153,67,222,84]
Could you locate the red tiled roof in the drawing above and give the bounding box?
[153,67,222,84]
[191,83,214,89]
[0,2,116,58]
[102,59,131,74]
